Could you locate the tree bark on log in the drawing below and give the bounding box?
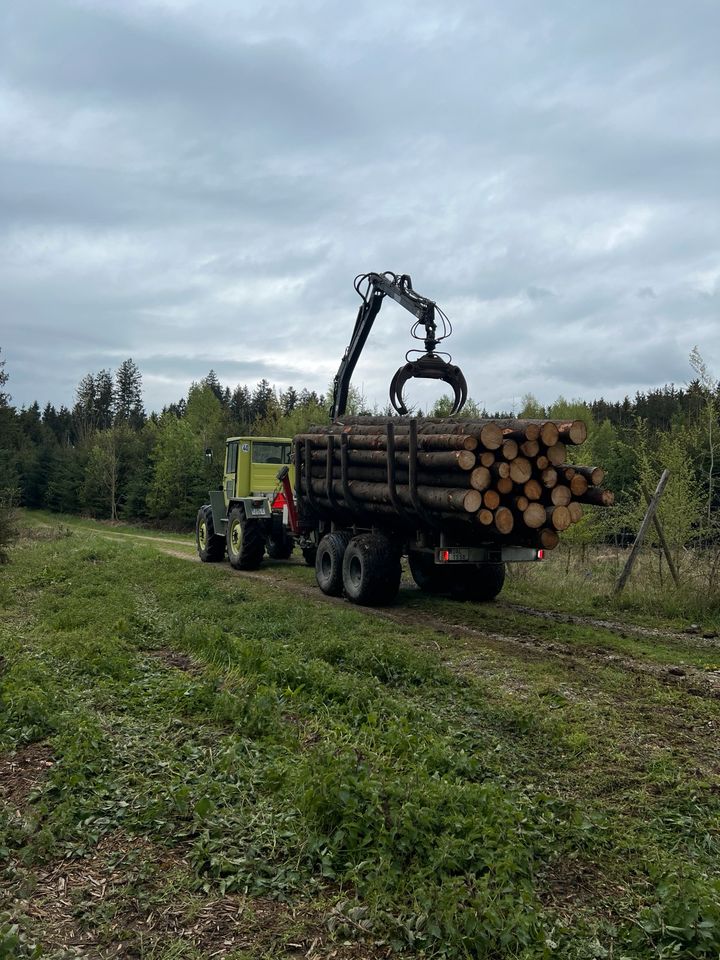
[296,432,479,452]
[577,488,615,506]
[309,448,476,471]
[308,478,482,514]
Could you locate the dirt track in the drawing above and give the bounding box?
[133,541,720,702]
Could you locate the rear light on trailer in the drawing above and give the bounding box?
[441,549,450,562]
[537,549,544,560]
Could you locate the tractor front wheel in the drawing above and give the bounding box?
[226,506,265,570]
[196,505,225,562]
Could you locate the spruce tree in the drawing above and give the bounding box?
[114,358,145,428]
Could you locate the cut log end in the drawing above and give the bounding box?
[540,422,560,447]
[494,506,514,535]
[509,457,532,485]
[550,485,572,507]
[523,502,546,529]
[524,479,542,501]
[539,528,560,550]
[479,423,504,450]
[545,443,567,466]
[470,466,491,492]
[502,439,519,461]
[483,489,501,511]
[549,505,571,531]
[568,501,584,523]
[463,489,483,513]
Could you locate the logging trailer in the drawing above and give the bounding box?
[196,272,604,606]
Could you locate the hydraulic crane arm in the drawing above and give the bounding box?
[331,272,468,421]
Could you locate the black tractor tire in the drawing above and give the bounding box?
[315,531,352,596]
[408,551,453,594]
[302,545,317,567]
[226,506,266,570]
[266,532,293,560]
[449,562,506,602]
[342,533,401,606]
[196,505,225,563]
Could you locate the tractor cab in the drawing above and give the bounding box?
[222,436,294,505]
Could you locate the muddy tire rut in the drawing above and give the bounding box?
[150,545,720,702]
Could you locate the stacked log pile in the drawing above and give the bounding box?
[294,417,613,551]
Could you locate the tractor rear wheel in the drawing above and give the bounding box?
[449,562,506,601]
[226,506,265,570]
[315,531,352,596]
[196,505,225,562]
[342,534,401,606]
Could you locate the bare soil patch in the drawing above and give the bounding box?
[18,830,391,958]
[538,855,631,924]
[147,647,200,673]
[0,742,54,810]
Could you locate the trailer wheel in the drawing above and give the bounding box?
[450,562,506,602]
[226,506,265,570]
[408,552,452,594]
[315,532,352,596]
[196,505,225,562]
[342,534,401,606]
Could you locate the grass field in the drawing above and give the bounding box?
[1,513,719,958]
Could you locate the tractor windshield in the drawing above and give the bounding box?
[252,442,291,465]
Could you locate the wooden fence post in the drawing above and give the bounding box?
[641,483,680,587]
[615,469,671,595]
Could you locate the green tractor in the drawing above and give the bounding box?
[196,436,314,571]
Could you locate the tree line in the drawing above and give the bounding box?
[0,347,718,565]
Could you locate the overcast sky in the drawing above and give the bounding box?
[1,0,718,415]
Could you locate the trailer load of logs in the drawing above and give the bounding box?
[293,416,614,551]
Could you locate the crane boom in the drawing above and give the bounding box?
[330,272,467,420]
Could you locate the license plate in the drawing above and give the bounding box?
[250,507,267,516]
[443,549,469,562]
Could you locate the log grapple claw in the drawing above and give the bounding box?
[389,353,468,416]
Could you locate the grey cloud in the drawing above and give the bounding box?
[1,0,719,414]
